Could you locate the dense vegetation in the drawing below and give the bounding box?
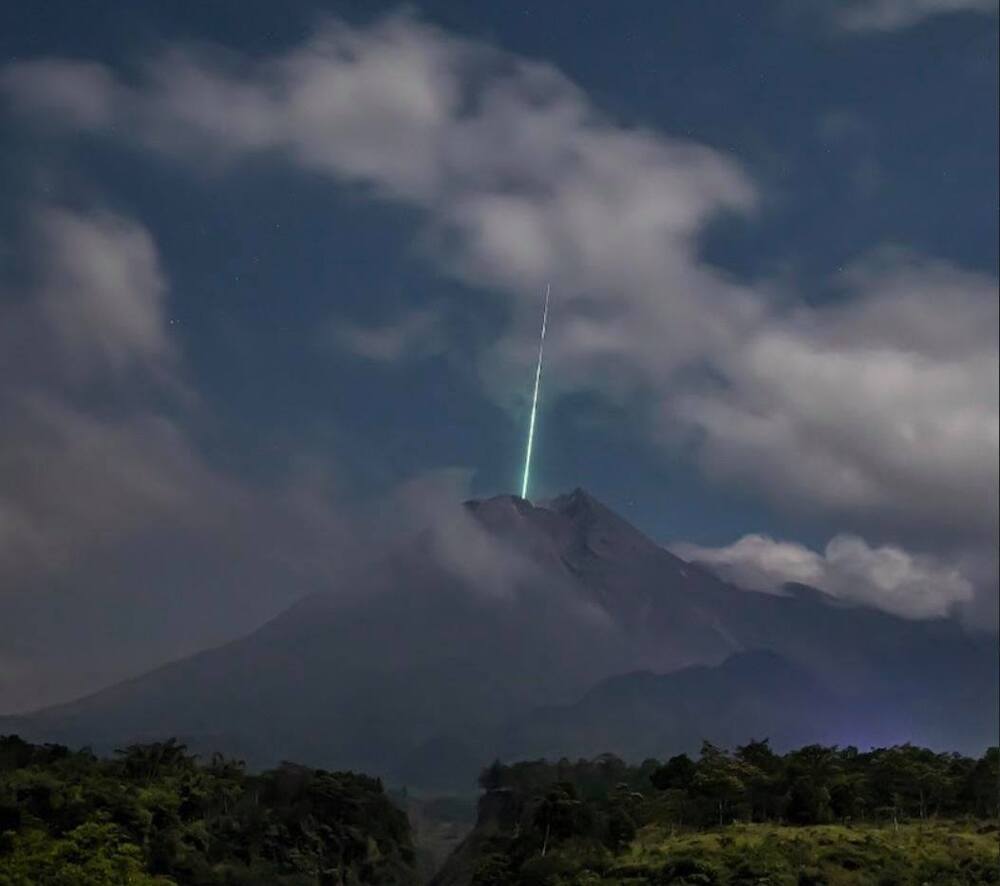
[0,735,417,885]
[3,735,997,885]
[435,742,1000,885]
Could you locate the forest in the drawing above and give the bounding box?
[0,735,417,885]
[2,735,998,885]
[435,742,1000,885]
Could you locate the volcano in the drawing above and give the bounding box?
[3,489,996,790]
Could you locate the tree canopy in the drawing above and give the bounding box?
[434,742,1000,885]
[0,735,417,886]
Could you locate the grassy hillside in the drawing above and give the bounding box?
[471,821,999,885]
[0,735,418,885]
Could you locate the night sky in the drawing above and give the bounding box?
[0,0,996,713]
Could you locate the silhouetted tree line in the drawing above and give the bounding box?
[445,743,1000,885]
[648,741,999,827]
[0,735,417,885]
[476,741,999,850]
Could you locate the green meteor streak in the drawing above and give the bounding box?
[521,283,550,500]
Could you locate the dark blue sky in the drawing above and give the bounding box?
[0,0,996,710]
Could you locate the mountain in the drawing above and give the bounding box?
[495,649,848,762]
[2,489,996,790]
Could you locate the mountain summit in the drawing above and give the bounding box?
[2,489,995,789]
[467,487,660,556]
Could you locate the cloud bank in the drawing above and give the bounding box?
[0,208,202,575]
[674,251,998,544]
[672,533,974,620]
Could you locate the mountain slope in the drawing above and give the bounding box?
[495,650,849,762]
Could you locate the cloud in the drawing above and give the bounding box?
[672,533,975,619]
[833,0,998,31]
[0,59,120,128]
[0,207,176,390]
[672,251,998,543]
[0,394,223,574]
[33,208,175,379]
[0,202,301,708]
[0,12,761,397]
[0,206,220,578]
[1,13,996,627]
[329,305,445,363]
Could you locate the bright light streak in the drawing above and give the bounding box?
[521,283,550,500]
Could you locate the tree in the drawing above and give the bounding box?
[531,783,587,856]
[692,743,750,826]
[471,852,515,885]
[787,777,832,824]
[479,759,505,792]
[963,747,1000,818]
[736,739,782,821]
[0,734,419,885]
[114,739,194,783]
[651,754,696,792]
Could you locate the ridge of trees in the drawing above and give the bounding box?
[0,735,417,885]
[450,742,1000,884]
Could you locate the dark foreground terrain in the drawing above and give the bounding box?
[434,744,1000,885]
[2,736,998,885]
[445,821,1000,886]
[0,736,417,885]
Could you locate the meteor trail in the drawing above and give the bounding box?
[521,283,550,501]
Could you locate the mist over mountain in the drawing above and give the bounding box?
[3,489,996,791]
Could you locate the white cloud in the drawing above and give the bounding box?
[0,206,218,575]
[0,207,177,393]
[672,533,974,619]
[34,208,174,379]
[672,252,998,542]
[834,0,998,31]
